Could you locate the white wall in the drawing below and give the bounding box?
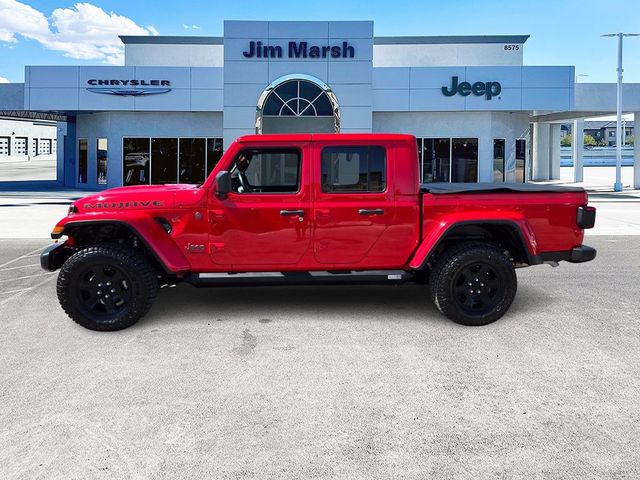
[374,43,524,67]
[125,44,224,67]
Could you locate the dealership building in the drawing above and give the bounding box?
[0,20,639,189]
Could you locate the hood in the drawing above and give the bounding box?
[72,184,199,212]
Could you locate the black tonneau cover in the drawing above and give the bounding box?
[421,182,585,195]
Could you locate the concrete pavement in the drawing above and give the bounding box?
[0,236,639,479]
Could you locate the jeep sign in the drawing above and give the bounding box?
[442,76,502,100]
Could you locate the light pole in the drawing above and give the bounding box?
[601,33,640,192]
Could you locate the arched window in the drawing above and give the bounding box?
[256,75,339,134]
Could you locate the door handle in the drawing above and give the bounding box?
[280,209,304,216]
[358,209,384,216]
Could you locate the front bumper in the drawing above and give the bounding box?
[40,243,73,271]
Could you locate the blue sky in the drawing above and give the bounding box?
[1,0,639,84]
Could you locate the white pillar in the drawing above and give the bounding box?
[549,124,561,179]
[532,123,551,180]
[635,112,640,189]
[572,119,584,183]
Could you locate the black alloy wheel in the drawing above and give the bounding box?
[429,242,517,326]
[57,244,158,331]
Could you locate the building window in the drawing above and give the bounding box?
[451,139,478,182]
[97,138,108,185]
[609,130,616,137]
[151,138,178,184]
[207,138,223,176]
[123,138,150,185]
[418,137,477,183]
[321,146,386,193]
[257,75,339,134]
[179,138,206,184]
[515,139,526,183]
[123,137,223,186]
[493,139,506,182]
[78,139,88,184]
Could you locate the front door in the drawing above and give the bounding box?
[209,144,311,267]
[312,144,395,266]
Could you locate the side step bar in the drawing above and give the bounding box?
[184,270,413,287]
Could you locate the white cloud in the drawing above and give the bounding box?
[0,0,159,65]
[182,24,200,30]
[0,75,9,83]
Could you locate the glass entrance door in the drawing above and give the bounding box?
[451,138,478,182]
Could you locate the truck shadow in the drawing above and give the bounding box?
[143,282,542,328]
[146,283,444,326]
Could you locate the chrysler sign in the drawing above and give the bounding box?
[86,79,172,96]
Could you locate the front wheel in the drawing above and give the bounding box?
[429,243,517,326]
[57,244,158,331]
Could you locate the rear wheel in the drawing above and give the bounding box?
[57,244,158,331]
[429,243,517,326]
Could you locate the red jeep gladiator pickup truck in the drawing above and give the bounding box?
[42,133,596,331]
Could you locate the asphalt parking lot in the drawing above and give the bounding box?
[0,235,639,479]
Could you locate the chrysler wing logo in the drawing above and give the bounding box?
[86,79,172,96]
[87,88,171,96]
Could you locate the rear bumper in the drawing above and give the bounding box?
[540,245,597,264]
[567,245,597,263]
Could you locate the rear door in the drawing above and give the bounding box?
[312,142,396,266]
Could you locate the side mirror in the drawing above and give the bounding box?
[215,171,232,199]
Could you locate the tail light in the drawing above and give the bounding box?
[577,206,596,229]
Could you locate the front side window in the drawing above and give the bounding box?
[321,146,386,193]
[231,149,301,194]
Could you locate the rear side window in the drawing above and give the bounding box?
[321,146,386,193]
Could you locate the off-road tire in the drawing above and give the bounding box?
[429,242,517,326]
[57,243,158,331]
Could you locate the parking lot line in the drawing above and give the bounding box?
[0,263,41,272]
[0,247,46,269]
[0,274,56,306]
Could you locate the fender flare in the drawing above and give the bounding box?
[55,216,190,274]
[408,216,540,270]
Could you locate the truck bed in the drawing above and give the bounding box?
[420,182,585,195]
